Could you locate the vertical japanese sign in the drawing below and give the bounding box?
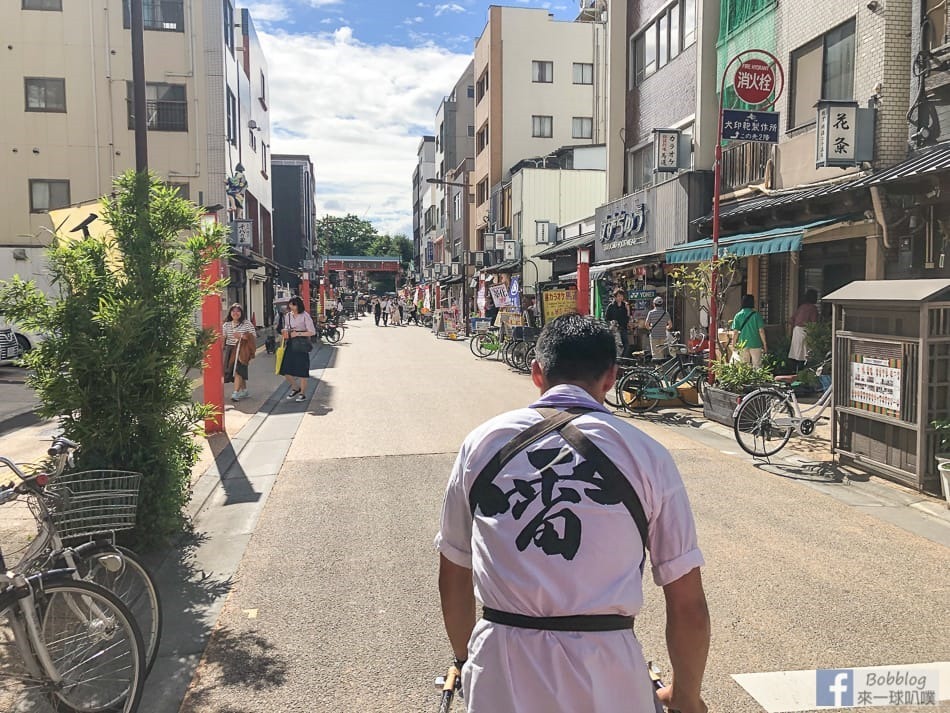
[509,276,521,311]
[654,129,680,172]
[816,101,858,168]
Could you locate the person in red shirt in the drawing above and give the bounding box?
[788,289,819,371]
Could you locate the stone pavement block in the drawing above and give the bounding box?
[229,439,293,478]
[194,475,278,536]
[247,413,304,443]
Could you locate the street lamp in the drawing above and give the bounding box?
[427,176,471,334]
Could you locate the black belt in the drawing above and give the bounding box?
[483,607,633,632]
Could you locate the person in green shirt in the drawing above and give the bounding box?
[731,294,767,368]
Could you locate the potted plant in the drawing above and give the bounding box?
[934,419,950,507]
[703,358,774,426]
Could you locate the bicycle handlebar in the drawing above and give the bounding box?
[47,437,78,458]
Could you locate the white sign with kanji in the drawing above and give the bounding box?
[816,102,858,168]
[653,129,681,172]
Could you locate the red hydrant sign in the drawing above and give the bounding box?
[733,59,775,105]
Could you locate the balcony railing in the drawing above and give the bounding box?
[123,0,185,32]
[721,140,771,192]
[127,99,188,132]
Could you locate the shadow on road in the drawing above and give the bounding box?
[752,459,849,483]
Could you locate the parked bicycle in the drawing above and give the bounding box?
[0,480,146,712]
[318,319,345,344]
[616,336,707,413]
[0,438,162,675]
[732,358,833,458]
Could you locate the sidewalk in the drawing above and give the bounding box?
[140,339,333,713]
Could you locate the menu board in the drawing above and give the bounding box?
[542,289,578,322]
[850,355,902,418]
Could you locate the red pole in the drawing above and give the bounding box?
[576,254,590,316]
[301,275,311,316]
[318,277,326,320]
[202,257,224,434]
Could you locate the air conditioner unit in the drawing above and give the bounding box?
[451,262,460,276]
[473,251,485,267]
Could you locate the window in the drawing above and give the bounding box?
[226,88,237,145]
[720,0,774,40]
[223,0,235,54]
[628,146,654,191]
[573,62,593,85]
[789,19,855,129]
[477,124,489,154]
[572,116,593,139]
[259,71,267,109]
[476,178,489,205]
[454,192,462,221]
[476,70,489,103]
[126,82,187,131]
[467,124,475,137]
[532,115,553,138]
[249,127,257,152]
[25,78,66,112]
[122,0,185,32]
[262,143,269,177]
[166,182,190,200]
[22,0,61,9]
[29,179,70,213]
[630,0,696,87]
[532,60,553,83]
[467,85,475,98]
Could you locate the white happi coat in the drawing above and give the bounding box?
[436,385,704,713]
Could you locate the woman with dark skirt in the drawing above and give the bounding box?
[223,303,255,401]
[279,296,316,402]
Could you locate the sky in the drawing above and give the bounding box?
[243,0,578,238]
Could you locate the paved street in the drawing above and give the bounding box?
[173,319,949,713]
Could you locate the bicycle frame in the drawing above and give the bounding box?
[734,383,833,434]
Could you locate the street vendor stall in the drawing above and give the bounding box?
[827,279,950,495]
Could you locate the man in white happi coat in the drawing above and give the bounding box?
[437,314,710,713]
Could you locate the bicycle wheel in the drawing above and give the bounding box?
[469,333,494,358]
[733,390,795,457]
[617,369,660,413]
[510,341,530,372]
[79,547,162,677]
[0,579,145,713]
[672,364,704,408]
[327,327,343,344]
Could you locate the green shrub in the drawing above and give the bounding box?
[709,358,773,393]
[805,321,832,365]
[0,172,228,548]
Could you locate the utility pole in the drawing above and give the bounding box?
[130,0,148,171]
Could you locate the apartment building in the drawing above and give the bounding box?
[272,154,316,294]
[411,136,436,275]
[472,6,607,248]
[664,0,925,336]
[2,0,274,324]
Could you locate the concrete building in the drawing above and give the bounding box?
[2,0,274,324]
[663,0,922,339]
[472,6,608,248]
[271,154,316,295]
[411,136,436,276]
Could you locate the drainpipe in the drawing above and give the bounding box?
[869,186,893,249]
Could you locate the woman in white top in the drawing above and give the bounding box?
[279,296,316,402]
[388,298,400,326]
[222,303,255,401]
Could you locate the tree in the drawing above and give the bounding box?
[367,234,413,269]
[0,172,228,548]
[669,254,741,351]
[317,214,379,257]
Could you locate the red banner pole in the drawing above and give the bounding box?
[202,257,224,434]
[301,274,311,316]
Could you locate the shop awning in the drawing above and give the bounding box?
[439,275,464,285]
[536,233,595,259]
[559,253,664,282]
[665,220,835,264]
[485,259,520,274]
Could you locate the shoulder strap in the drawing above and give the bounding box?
[468,407,650,556]
[737,310,755,333]
[648,310,666,331]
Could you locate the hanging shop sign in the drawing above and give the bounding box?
[503,240,517,261]
[850,355,902,418]
[815,100,874,169]
[489,284,510,307]
[509,276,521,311]
[594,190,655,262]
[627,289,657,323]
[653,129,682,173]
[229,219,253,246]
[541,289,577,322]
[721,109,779,144]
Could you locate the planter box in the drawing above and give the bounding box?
[940,462,950,509]
[703,385,742,427]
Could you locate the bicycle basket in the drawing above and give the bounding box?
[473,318,491,334]
[45,470,142,540]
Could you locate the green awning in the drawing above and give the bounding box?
[665,220,836,264]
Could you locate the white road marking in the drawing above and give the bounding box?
[733,662,950,712]
[243,608,258,619]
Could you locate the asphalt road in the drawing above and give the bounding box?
[179,319,950,713]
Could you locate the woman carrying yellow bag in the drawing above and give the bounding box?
[274,341,285,374]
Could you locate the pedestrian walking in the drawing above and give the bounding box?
[645,296,672,361]
[373,298,382,326]
[279,296,315,402]
[398,297,406,326]
[436,314,709,713]
[388,298,399,326]
[381,297,390,326]
[604,289,631,359]
[731,294,768,368]
[222,303,256,401]
[788,289,819,371]
[521,296,539,329]
[409,300,420,325]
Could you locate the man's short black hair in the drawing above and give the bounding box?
[741,294,756,309]
[534,314,616,384]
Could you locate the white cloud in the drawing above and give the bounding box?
[319,17,333,23]
[303,0,342,6]
[258,27,472,236]
[243,1,291,24]
[434,3,467,15]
